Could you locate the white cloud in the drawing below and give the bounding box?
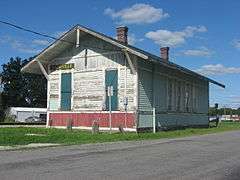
[0,29,67,54]
[104,3,169,24]
[232,39,240,50]
[127,34,144,45]
[0,36,40,54]
[32,39,50,46]
[145,25,207,47]
[195,64,240,75]
[182,47,213,57]
[11,40,40,54]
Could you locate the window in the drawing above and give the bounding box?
[167,78,197,113]
[176,81,181,111]
[185,84,190,112]
[192,85,197,112]
[167,79,173,110]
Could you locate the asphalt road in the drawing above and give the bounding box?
[1,131,240,180]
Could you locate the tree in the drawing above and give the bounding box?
[0,57,47,112]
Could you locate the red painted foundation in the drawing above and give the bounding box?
[49,112,136,128]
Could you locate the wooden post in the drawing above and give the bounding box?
[37,61,49,81]
[123,50,136,75]
[108,86,113,134]
[76,28,80,48]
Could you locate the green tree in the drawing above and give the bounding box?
[1,57,47,113]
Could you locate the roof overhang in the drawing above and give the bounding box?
[150,58,225,88]
[21,24,224,88]
[21,25,148,74]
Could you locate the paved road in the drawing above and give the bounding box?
[1,131,240,180]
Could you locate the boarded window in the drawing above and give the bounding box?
[176,81,181,111]
[167,79,173,111]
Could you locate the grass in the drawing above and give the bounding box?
[0,122,240,146]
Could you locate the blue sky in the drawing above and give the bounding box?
[0,0,239,108]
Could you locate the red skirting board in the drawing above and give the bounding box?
[49,112,136,128]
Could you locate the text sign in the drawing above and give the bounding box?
[50,63,74,71]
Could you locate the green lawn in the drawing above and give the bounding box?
[0,122,240,146]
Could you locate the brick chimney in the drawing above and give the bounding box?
[160,47,169,61]
[116,26,128,44]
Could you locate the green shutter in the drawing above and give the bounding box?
[105,70,118,111]
[61,73,72,111]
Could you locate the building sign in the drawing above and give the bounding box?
[50,63,74,71]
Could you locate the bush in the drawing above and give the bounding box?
[3,115,16,123]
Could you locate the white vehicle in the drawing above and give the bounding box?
[5,107,47,122]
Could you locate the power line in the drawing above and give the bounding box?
[0,20,73,45]
[0,20,122,52]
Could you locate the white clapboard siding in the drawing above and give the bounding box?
[73,70,104,110]
[48,73,59,110]
[118,67,136,110]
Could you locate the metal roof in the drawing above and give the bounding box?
[21,24,225,88]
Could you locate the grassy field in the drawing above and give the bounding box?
[0,122,240,146]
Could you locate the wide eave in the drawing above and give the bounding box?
[21,24,225,88]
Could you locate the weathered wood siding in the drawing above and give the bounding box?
[73,70,104,110]
[138,59,209,129]
[47,34,137,112]
[48,73,59,110]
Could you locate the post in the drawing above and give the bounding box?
[76,28,80,48]
[153,107,156,133]
[124,97,128,129]
[37,60,49,81]
[108,86,113,134]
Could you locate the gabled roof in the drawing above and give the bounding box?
[21,24,225,88]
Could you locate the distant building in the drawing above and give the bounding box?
[6,107,47,122]
[220,115,240,121]
[21,25,225,131]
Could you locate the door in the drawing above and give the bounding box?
[105,70,118,111]
[61,73,72,111]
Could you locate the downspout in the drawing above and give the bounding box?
[135,56,139,133]
[152,64,156,132]
[124,55,127,129]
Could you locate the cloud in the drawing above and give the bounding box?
[32,39,50,46]
[31,30,67,46]
[195,64,240,75]
[232,39,240,50]
[182,47,213,57]
[145,25,207,47]
[127,34,144,45]
[12,40,40,54]
[104,3,169,24]
[0,36,40,54]
[0,29,67,54]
